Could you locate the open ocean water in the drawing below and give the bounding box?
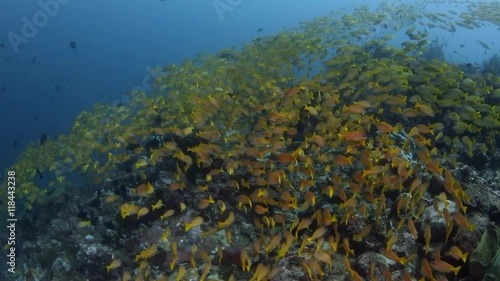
[1,0,500,280]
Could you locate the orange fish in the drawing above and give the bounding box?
[267,170,285,185]
[307,133,326,147]
[385,235,398,252]
[135,182,154,197]
[333,155,353,166]
[218,211,235,229]
[303,191,316,207]
[307,227,327,243]
[160,209,175,221]
[200,263,211,281]
[425,224,431,254]
[453,212,475,232]
[254,205,269,215]
[362,165,384,178]
[323,186,336,198]
[240,249,251,272]
[106,259,121,272]
[381,264,393,281]
[295,218,312,237]
[176,265,186,281]
[265,234,281,255]
[342,104,366,114]
[340,197,357,209]
[169,182,186,191]
[375,121,396,133]
[342,255,363,281]
[276,153,296,164]
[285,87,301,98]
[137,207,149,219]
[415,102,435,117]
[185,216,204,232]
[402,270,412,281]
[421,258,435,281]
[120,203,140,219]
[225,228,232,244]
[198,196,215,209]
[449,246,468,262]
[275,232,294,261]
[342,237,354,256]
[200,226,218,238]
[380,248,412,265]
[431,260,461,276]
[314,250,332,268]
[407,219,418,240]
[338,130,367,141]
[152,199,164,211]
[104,194,119,203]
[238,194,252,207]
[135,244,158,261]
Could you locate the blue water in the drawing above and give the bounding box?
[0,0,498,174]
[0,0,364,173]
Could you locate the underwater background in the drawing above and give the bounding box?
[1,0,500,280]
[0,0,371,173]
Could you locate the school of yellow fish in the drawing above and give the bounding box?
[3,0,500,280]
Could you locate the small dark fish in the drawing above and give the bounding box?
[46,187,57,197]
[459,44,464,48]
[35,168,43,179]
[257,28,263,32]
[1,85,5,92]
[39,134,48,145]
[0,43,5,48]
[477,40,490,49]
[55,85,61,91]
[32,56,36,64]
[12,139,18,148]
[69,41,77,49]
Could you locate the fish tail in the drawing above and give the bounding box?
[453,265,461,276]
